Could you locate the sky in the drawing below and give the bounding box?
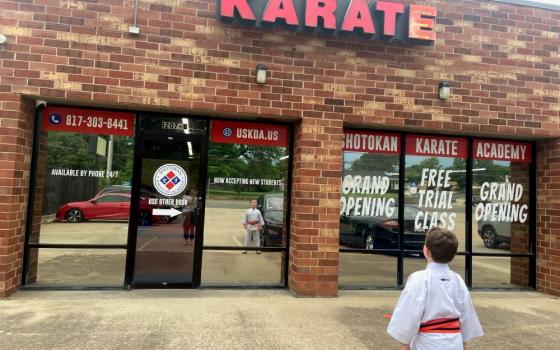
[527,0,559,5]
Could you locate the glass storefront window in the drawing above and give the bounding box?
[404,135,468,251]
[202,121,290,286]
[31,248,126,287]
[27,106,135,287]
[340,131,534,290]
[340,131,401,250]
[201,251,284,286]
[404,255,465,283]
[339,253,397,288]
[339,131,400,287]
[472,140,532,254]
[38,132,134,245]
[472,257,530,288]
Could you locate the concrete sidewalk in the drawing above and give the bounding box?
[1,289,559,349]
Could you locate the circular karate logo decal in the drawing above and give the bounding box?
[153,164,188,197]
[222,127,233,137]
[48,113,61,125]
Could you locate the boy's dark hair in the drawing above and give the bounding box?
[425,228,458,263]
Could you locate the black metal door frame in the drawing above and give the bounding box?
[125,114,209,289]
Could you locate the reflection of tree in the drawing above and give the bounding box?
[473,160,510,185]
[207,143,286,192]
[406,157,441,184]
[102,136,134,187]
[451,158,466,188]
[350,153,399,173]
[46,133,96,168]
[47,132,135,191]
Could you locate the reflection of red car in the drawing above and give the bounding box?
[56,193,153,223]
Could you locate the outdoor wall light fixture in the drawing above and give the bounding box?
[0,34,7,45]
[256,64,267,84]
[438,81,451,100]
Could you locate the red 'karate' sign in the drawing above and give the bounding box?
[218,0,437,44]
[473,139,532,163]
[42,106,134,137]
[344,130,400,154]
[406,135,468,158]
[211,120,288,147]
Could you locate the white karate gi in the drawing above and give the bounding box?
[388,262,483,350]
[242,208,264,247]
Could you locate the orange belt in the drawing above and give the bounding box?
[419,318,461,334]
[247,220,260,225]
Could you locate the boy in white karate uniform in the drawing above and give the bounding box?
[388,228,483,350]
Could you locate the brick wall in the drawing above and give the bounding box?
[290,118,342,296]
[0,97,34,297]
[0,0,559,297]
[536,139,560,297]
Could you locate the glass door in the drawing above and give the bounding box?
[129,116,207,287]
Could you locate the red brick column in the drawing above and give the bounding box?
[0,96,34,297]
[536,139,560,297]
[289,117,343,297]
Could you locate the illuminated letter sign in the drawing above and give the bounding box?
[376,1,404,36]
[263,0,299,25]
[305,0,337,30]
[217,0,436,44]
[219,0,256,21]
[341,0,376,35]
[409,5,436,41]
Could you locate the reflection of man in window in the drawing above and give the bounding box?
[182,189,198,246]
[242,199,264,254]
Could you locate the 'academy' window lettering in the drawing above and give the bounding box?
[474,139,531,163]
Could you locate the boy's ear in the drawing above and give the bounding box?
[423,244,430,258]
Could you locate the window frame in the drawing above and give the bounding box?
[339,129,536,290]
[23,108,294,290]
[199,118,293,288]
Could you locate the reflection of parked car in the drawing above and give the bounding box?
[96,185,131,196]
[476,205,511,248]
[56,193,153,223]
[477,222,510,248]
[340,205,428,251]
[472,195,489,207]
[257,193,284,247]
[96,185,157,199]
